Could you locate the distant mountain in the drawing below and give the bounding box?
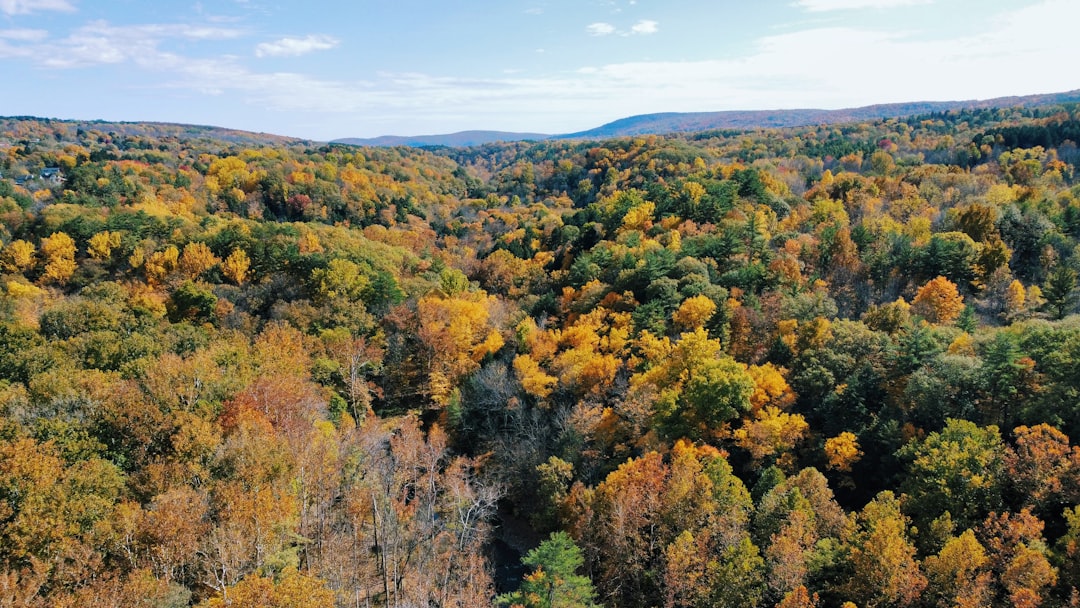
[0,117,309,147]
[556,90,1080,139]
[332,130,549,148]
[335,90,1080,148]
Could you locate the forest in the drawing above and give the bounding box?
[0,104,1078,607]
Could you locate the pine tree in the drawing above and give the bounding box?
[1043,265,1077,319]
[498,532,599,608]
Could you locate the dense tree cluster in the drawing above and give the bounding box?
[1,104,1080,606]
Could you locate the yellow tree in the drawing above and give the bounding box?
[575,442,761,608]
[40,231,76,285]
[824,432,862,472]
[844,491,926,608]
[777,586,818,608]
[1004,280,1026,316]
[517,317,559,363]
[620,201,655,233]
[87,230,121,262]
[525,302,629,397]
[913,276,965,325]
[297,230,323,254]
[747,363,796,411]
[0,239,36,273]
[733,407,808,462]
[179,242,221,279]
[205,155,259,203]
[198,567,335,608]
[0,438,69,564]
[417,291,504,405]
[144,245,180,286]
[311,258,370,304]
[922,529,992,608]
[672,295,717,330]
[514,354,558,400]
[223,249,252,285]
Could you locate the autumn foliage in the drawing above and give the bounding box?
[0,107,1079,606]
[913,276,965,324]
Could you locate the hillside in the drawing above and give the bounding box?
[0,116,308,148]
[559,89,1080,138]
[0,101,1080,607]
[333,89,1080,147]
[333,129,549,147]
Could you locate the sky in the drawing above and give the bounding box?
[0,0,1078,141]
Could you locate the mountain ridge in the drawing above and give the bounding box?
[333,89,1080,147]
[9,89,1080,150]
[332,130,549,148]
[0,116,309,148]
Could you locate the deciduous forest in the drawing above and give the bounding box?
[1,105,1080,607]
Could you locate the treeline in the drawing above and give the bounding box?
[0,105,1078,606]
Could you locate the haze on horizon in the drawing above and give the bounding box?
[0,0,1077,141]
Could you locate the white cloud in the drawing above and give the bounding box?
[231,0,1072,135]
[255,34,338,58]
[0,28,47,41]
[1,0,1076,140]
[525,7,543,15]
[590,19,658,37]
[0,20,244,68]
[586,22,616,36]
[178,26,245,40]
[0,0,74,15]
[794,0,932,11]
[554,0,1080,117]
[11,0,1058,139]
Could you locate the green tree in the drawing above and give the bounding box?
[167,281,218,323]
[681,356,755,436]
[981,332,1030,427]
[899,419,1006,531]
[917,232,977,286]
[635,328,754,442]
[956,304,977,333]
[1043,265,1077,319]
[311,258,371,304]
[1057,506,1080,600]
[498,531,598,608]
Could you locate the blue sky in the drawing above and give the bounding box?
[0,0,1077,140]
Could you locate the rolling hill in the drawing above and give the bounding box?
[333,89,1080,147]
[332,130,549,148]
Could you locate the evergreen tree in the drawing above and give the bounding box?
[1043,265,1077,319]
[498,532,599,608]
